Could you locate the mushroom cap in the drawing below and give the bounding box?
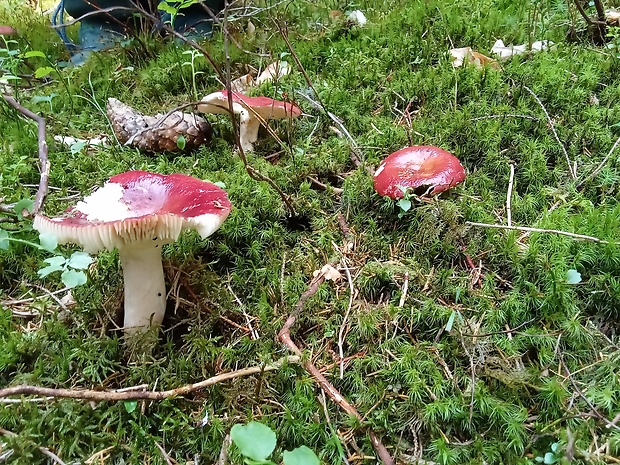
[374,146,466,199]
[197,90,302,119]
[34,171,232,253]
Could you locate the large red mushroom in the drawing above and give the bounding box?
[197,90,302,152]
[34,171,231,339]
[374,146,466,199]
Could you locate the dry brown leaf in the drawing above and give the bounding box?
[449,47,499,70]
[230,73,255,93]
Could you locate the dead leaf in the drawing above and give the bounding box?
[255,61,291,86]
[607,9,620,25]
[230,73,255,93]
[313,264,342,282]
[449,47,499,70]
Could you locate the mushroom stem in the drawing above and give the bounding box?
[118,242,167,335]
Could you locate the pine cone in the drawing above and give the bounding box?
[106,98,211,153]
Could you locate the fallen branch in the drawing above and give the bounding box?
[2,94,50,216]
[577,133,620,189]
[0,356,298,401]
[466,221,610,244]
[278,268,395,465]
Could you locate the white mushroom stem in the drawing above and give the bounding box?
[118,241,167,335]
[238,109,261,153]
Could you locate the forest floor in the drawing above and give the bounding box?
[2,1,620,464]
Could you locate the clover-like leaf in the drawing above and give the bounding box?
[67,251,94,270]
[282,446,320,465]
[396,198,412,212]
[566,269,582,285]
[13,198,34,219]
[61,269,87,288]
[39,233,57,252]
[176,135,186,150]
[230,422,277,462]
[0,229,10,250]
[38,263,65,278]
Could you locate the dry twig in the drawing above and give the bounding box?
[278,267,395,465]
[1,94,50,215]
[523,85,576,179]
[466,221,610,244]
[0,356,298,401]
[506,163,515,227]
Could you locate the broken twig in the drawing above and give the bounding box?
[466,221,610,244]
[2,94,50,215]
[0,356,298,401]
[278,267,395,465]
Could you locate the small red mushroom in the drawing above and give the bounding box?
[34,171,231,338]
[197,90,302,152]
[374,145,466,199]
[0,26,16,35]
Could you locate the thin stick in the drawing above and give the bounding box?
[278,268,395,465]
[577,134,620,188]
[155,442,174,465]
[507,164,515,227]
[470,114,539,122]
[523,85,576,179]
[0,427,66,465]
[338,256,355,380]
[466,221,610,244]
[0,356,299,401]
[2,94,50,215]
[399,272,409,308]
[216,434,231,465]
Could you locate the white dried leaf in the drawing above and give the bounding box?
[346,10,367,27]
[255,61,291,86]
[449,47,499,69]
[490,39,553,60]
[313,264,342,281]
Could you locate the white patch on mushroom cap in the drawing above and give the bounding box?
[75,182,132,222]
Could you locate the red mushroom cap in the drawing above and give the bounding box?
[0,26,16,35]
[374,146,466,199]
[221,90,302,117]
[34,171,231,252]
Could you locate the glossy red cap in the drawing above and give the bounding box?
[34,171,231,252]
[373,146,466,199]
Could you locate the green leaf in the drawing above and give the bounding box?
[551,443,559,454]
[38,263,64,278]
[230,422,277,461]
[124,401,138,413]
[43,255,67,267]
[23,50,46,58]
[445,310,456,332]
[396,198,411,212]
[34,66,55,79]
[157,2,177,14]
[176,135,186,150]
[282,446,320,465]
[213,181,226,189]
[13,198,34,219]
[566,269,582,285]
[61,269,87,288]
[70,141,87,155]
[38,233,57,252]
[67,251,94,270]
[543,452,557,464]
[0,229,9,250]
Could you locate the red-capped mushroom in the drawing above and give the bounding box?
[374,146,466,199]
[197,90,302,152]
[34,171,231,338]
[0,26,16,35]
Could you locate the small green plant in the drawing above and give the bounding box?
[158,0,200,30]
[534,442,561,464]
[181,49,204,101]
[0,201,92,289]
[230,421,320,465]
